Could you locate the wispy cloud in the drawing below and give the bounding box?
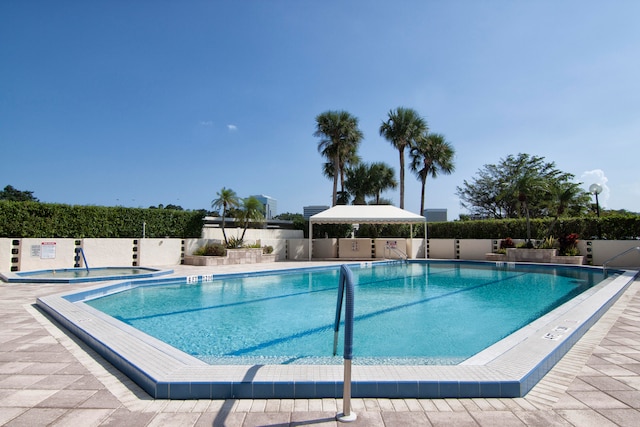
[200,120,213,126]
[227,124,238,131]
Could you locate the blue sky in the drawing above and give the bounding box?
[2,1,639,218]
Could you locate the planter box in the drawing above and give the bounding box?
[506,248,557,263]
[485,253,507,262]
[550,255,585,265]
[184,249,277,266]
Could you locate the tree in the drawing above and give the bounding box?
[379,107,428,209]
[345,164,374,205]
[321,146,360,204]
[344,162,397,206]
[314,110,364,206]
[0,185,39,202]
[369,162,397,205]
[409,133,455,215]
[239,196,265,241]
[211,187,240,246]
[455,153,590,221]
[544,181,590,238]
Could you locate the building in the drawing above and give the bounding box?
[423,208,447,222]
[303,205,330,220]
[252,195,277,220]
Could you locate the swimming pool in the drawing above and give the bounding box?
[36,260,636,399]
[1,266,172,283]
[84,262,599,366]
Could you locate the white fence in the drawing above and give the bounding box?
[1,237,638,272]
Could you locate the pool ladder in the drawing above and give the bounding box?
[333,264,356,422]
[602,246,640,278]
[74,247,90,272]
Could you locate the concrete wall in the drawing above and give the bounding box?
[428,239,456,259]
[587,240,640,267]
[202,227,303,242]
[338,238,372,259]
[82,239,136,267]
[313,239,338,258]
[409,238,426,259]
[0,239,12,272]
[18,238,78,271]
[458,239,493,261]
[373,239,408,259]
[138,238,184,266]
[3,237,640,272]
[285,239,309,260]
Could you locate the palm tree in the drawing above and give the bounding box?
[409,133,455,215]
[369,162,397,205]
[379,107,428,209]
[321,146,361,203]
[314,110,364,206]
[345,163,374,205]
[505,170,545,246]
[239,196,265,241]
[211,187,240,246]
[544,182,584,238]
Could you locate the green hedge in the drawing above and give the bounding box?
[427,215,640,240]
[0,201,205,238]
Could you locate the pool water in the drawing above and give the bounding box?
[85,262,599,365]
[5,266,172,283]
[21,267,151,279]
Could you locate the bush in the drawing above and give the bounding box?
[263,245,273,254]
[0,201,205,238]
[193,243,226,257]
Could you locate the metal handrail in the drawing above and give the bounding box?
[333,264,357,422]
[385,246,408,261]
[602,246,640,277]
[75,247,90,272]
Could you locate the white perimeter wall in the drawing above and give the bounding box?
[3,236,640,272]
[428,239,456,259]
[18,238,77,271]
[139,238,183,266]
[0,238,14,271]
[202,227,303,242]
[82,239,136,267]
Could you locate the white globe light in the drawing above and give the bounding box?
[589,183,602,195]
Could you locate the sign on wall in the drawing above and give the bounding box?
[40,242,56,259]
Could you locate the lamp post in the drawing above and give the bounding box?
[589,184,602,217]
[589,183,602,239]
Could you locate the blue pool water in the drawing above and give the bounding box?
[85,261,600,365]
[5,267,171,283]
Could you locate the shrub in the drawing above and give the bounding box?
[226,236,243,249]
[538,236,558,250]
[558,233,580,256]
[263,245,273,254]
[193,243,226,257]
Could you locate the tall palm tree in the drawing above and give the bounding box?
[211,187,240,246]
[239,196,265,241]
[369,162,397,205]
[409,133,455,215]
[321,146,361,202]
[314,110,364,206]
[379,107,428,209]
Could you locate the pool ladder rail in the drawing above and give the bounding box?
[602,246,640,278]
[333,264,357,422]
[385,246,408,262]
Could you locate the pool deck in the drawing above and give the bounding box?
[2,262,640,426]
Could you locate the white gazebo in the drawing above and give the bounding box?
[308,205,427,260]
